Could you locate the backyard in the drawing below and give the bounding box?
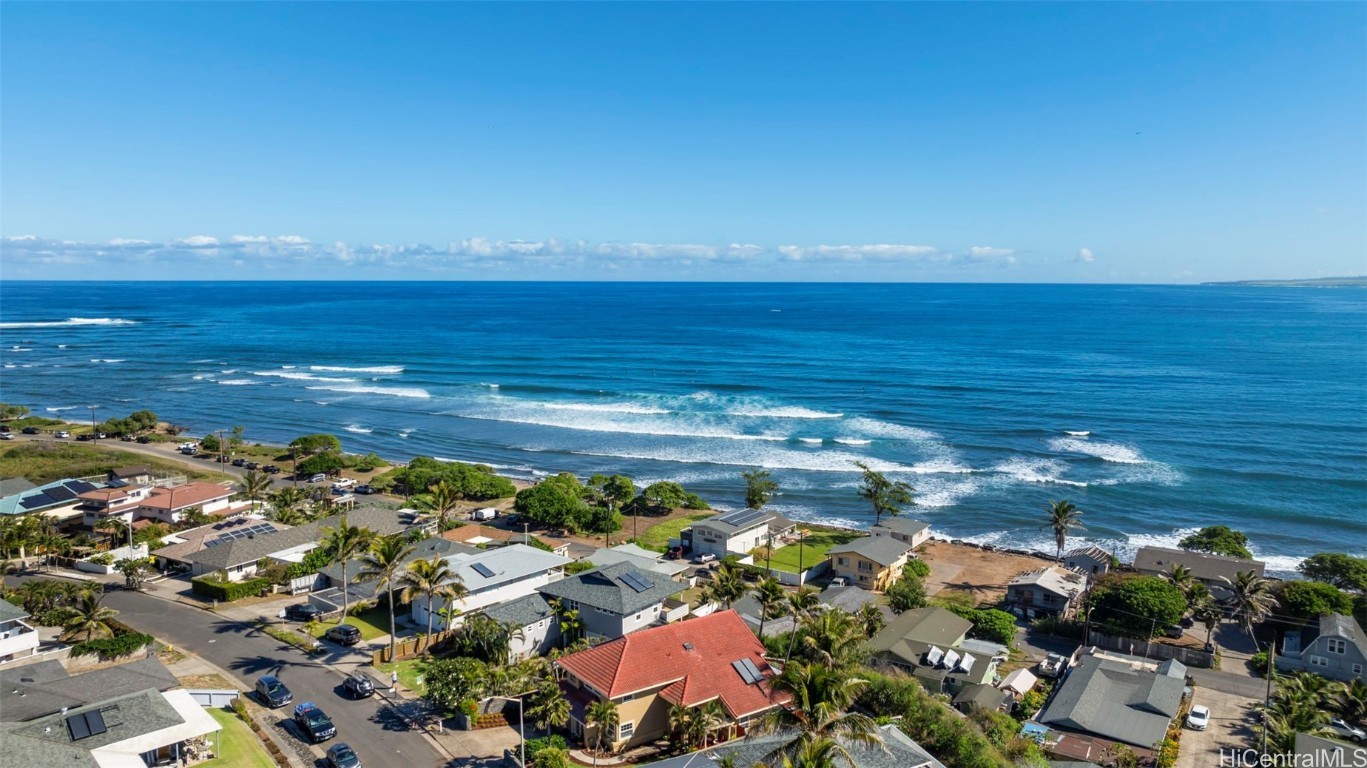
[636,511,712,551]
[205,707,274,768]
[377,657,430,696]
[764,529,861,573]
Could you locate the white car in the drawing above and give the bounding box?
[693,553,718,564]
[1186,705,1211,731]
[54,430,71,438]
[1327,718,1366,743]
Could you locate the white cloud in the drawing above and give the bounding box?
[968,246,1015,258]
[1076,247,1095,263]
[777,244,941,262]
[175,235,219,247]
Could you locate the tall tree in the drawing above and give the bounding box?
[400,556,463,637]
[800,609,864,669]
[1179,526,1253,560]
[317,515,378,622]
[586,700,620,765]
[742,468,778,511]
[855,602,886,639]
[754,577,788,640]
[853,461,913,526]
[1221,569,1276,641]
[588,474,635,545]
[239,470,272,516]
[702,564,748,610]
[753,661,882,766]
[417,481,462,530]
[357,535,415,663]
[1042,500,1085,560]
[61,591,118,642]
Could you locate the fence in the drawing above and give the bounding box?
[370,628,461,665]
[187,689,240,707]
[1088,631,1216,668]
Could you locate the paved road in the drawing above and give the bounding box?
[100,588,448,768]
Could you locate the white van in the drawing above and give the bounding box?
[471,508,498,522]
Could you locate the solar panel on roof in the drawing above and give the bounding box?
[66,481,97,493]
[717,508,766,528]
[19,494,55,510]
[46,486,78,502]
[203,539,223,548]
[105,480,129,489]
[732,658,763,685]
[65,710,107,741]
[471,563,495,578]
[620,572,653,593]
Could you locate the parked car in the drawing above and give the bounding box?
[0,425,10,432]
[76,433,92,441]
[830,576,849,587]
[136,435,152,443]
[245,461,260,470]
[232,458,247,467]
[263,465,281,474]
[1038,653,1067,678]
[255,675,294,708]
[54,431,71,438]
[354,485,374,495]
[1163,625,1185,639]
[342,673,374,698]
[309,473,328,483]
[471,507,498,521]
[325,624,362,646]
[692,553,717,564]
[1186,705,1211,731]
[286,603,323,622]
[0,433,13,441]
[326,742,362,768]
[1327,718,1367,743]
[292,702,337,743]
[21,427,40,434]
[1180,616,1195,629]
[120,434,134,441]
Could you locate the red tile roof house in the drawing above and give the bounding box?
[553,610,790,755]
[136,482,249,525]
[77,485,157,529]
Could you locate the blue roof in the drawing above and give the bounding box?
[0,478,101,516]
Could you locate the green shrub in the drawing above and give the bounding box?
[565,560,595,575]
[192,576,272,602]
[87,553,115,566]
[904,558,931,579]
[525,734,568,758]
[70,632,154,659]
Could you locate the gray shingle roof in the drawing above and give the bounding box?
[538,561,685,616]
[869,607,972,666]
[175,506,418,570]
[828,536,915,567]
[0,478,36,497]
[319,536,479,597]
[484,594,556,628]
[872,517,930,537]
[1320,614,1367,659]
[0,688,183,766]
[954,682,1009,711]
[1037,652,1185,748]
[0,597,29,623]
[0,657,180,723]
[1133,546,1265,583]
[645,724,945,768]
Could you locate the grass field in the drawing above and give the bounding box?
[0,442,232,484]
[206,708,275,768]
[307,605,393,641]
[636,512,713,551]
[765,530,862,573]
[377,658,430,696]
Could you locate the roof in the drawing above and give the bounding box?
[1009,566,1087,600]
[109,466,151,479]
[0,478,100,516]
[0,657,180,723]
[318,536,479,597]
[0,597,29,623]
[139,482,235,511]
[1000,668,1039,696]
[555,610,786,719]
[817,584,881,614]
[1065,545,1110,562]
[539,561,686,616]
[1295,733,1367,764]
[0,478,36,497]
[693,508,783,536]
[828,536,915,567]
[872,517,931,537]
[175,507,418,570]
[1037,651,1187,747]
[869,606,972,664]
[483,593,557,628]
[585,546,689,577]
[153,517,290,564]
[443,544,571,592]
[1133,546,1265,582]
[954,682,1009,711]
[1319,614,1367,658]
[645,724,946,768]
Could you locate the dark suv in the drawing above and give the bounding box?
[342,673,374,698]
[21,427,40,435]
[286,603,323,622]
[325,624,362,646]
[255,675,293,708]
[293,702,337,743]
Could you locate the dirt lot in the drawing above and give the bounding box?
[919,539,1056,605]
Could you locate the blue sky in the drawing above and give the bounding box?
[2,2,1364,282]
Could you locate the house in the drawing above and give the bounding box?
[1000,667,1039,699]
[1036,650,1187,749]
[77,485,157,529]
[440,525,572,556]
[1295,733,1367,767]
[954,682,1012,714]
[1276,614,1367,683]
[317,535,479,600]
[1133,546,1265,597]
[107,466,153,486]
[0,657,221,768]
[555,610,787,753]
[826,536,915,590]
[1006,566,1087,619]
[868,606,1004,694]
[538,562,689,641]
[152,517,289,574]
[870,517,932,549]
[483,594,561,661]
[0,478,100,525]
[585,543,690,579]
[0,598,39,664]
[136,482,246,524]
[644,723,947,768]
[681,509,795,561]
[1064,546,1111,576]
[732,582,887,638]
[410,544,572,630]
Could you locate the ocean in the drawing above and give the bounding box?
[1,281,1363,571]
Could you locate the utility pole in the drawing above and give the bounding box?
[1261,639,1275,754]
[523,522,530,546]
[89,405,99,444]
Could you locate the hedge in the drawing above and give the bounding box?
[70,632,155,659]
[192,576,272,602]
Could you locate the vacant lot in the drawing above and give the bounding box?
[0,442,231,484]
[919,539,1054,605]
[767,529,862,573]
[637,511,713,551]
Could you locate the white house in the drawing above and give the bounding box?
[136,482,245,524]
[681,509,795,560]
[78,485,156,529]
[411,544,572,630]
[0,599,39,664]
[482,594,561,662]
[536,561,689,641]
[870,517,932,549]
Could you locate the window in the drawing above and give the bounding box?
[1327,639,1347,654]
[619,722,634,740]
[837,557,847,566]
[1309,655,1328,668]
[1353,664,1363,675]
[858,561,873,572]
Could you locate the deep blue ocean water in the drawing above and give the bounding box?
[1,281,1363,570]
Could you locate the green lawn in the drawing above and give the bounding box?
[636,512,713,551]
[206,708,275,768]
[306,605,394,641]
[765,530,861,573]
[377,658,431,696]
[0,442,231,484]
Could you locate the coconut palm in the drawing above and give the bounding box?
[853,461,913,526]
[703,564,748,610]
[685,699,727,749]
[239,470,272,516]
[400,556,463,638]
[801,609,863,669]
[774,738,851,768]
[753,660,882,767]
[1338,679,1367,724]
[317,515,378,622]
[788,586,820,619]
[586,699,620,765]
[754,577,788,640]
[269,487,309,523]
[61,590,118,642]
[1192,594,1223,646]
[1041,500,1084,560]
[95,516,130,549]
[855,602,885,639]
[1221,569,1275,640]
[530,677,572,730]
[357,535,415,663]
[417,481,462,530]
[1165,564,1196,601]
[743,468,779,511]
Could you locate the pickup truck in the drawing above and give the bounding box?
[1037,653,1067,678]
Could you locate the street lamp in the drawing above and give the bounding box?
[486,694,525,768]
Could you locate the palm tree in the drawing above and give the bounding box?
[239,470,272,516]
[1221,569,1275,640]
[801,609,863,669]
[753,660,882,766]
[269,487,309,523]
[855,602,885,639]
[685,699,726,749]
[1338,679,1367,724]
[530,678,572,731]
[586,699,620,765]
[400,556,463,638]
[95,516,130,549]
[417,481,462,530]
[754,577,788,640]
[61,590,118,642]
[703,564,748,610]
[743,468,778,511]
[853,462,913,526]
[1165,564,1195,600]
[1041,500,1084,560]
[1192,594,1222,646]
[317,515,378,623]
[788,586,820,619]
[357,535,415,663]
[774,738,850,768]
[550,598,584,648]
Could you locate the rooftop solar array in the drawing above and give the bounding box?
[714,508,767,529]
[66,709,108,741]
[19,496,52,510]
[620,571,654,593]
[46,486,79,502]
[203,523,277,547]
[106,479,129,489]
[471,562,496,578]
[731,657,764,685]
[68,480,97,493]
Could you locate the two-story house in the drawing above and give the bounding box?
[77,485,156,529]
[1006,566,1087,619]
[1133,546,1265,599]
[870,517,932,549]
[869,606,1005,694]
[827,536,915,591]
[537,562,688,641]
[554,610,788,753]
[0,598,39,664]
[482,594,561,662]
[681,509,795,561]
[136,482,245,524]
[1277,614,1367,683]
[411,544,572,630]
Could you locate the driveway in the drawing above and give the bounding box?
[1177,684,1262,768]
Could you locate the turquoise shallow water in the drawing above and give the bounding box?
[1,281,1363,570]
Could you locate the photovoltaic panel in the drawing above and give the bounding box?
[471,563,495,578]
[105,480,129,489]
[45,486,78,502]
[620,572,653,593]
[20,494,55,510]
[66,481,97,493]
[67,713,91,741]
[731,658,763,685]
[85,709,107,736]
[716,508,766,528]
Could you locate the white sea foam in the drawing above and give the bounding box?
[1064,430,1091,437]
[842,417,937,442]
[253,370,357,383]
[305,383,430,399]
[908,458,976,475]
[467,411,788,441]
[310,365,405,374]
[1048,436,1145,464]
[833,438,871,446]
[0,317,137,329]
[729,406,844,419]
[10,347,32,352]
[220,369,238,374]
[2,364,14,369]
[992,457,1087,487]
[798,437,823,445]
[218,379,256,386]
[57,344,67,348]
[568,443,913,473]
[344,425,373,434]
[191,375,208,381]
[914,476,985,507]
[45,406,80,412]
[89,358,125,363]
[543,402,670,415]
